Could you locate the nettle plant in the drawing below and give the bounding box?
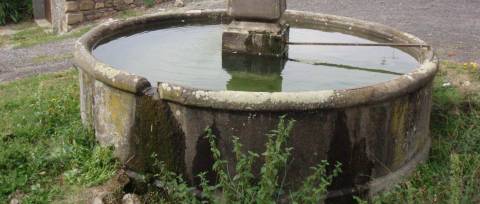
[150,117,342,204]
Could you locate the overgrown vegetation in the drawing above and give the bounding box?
[360,61,480,203]
[149,117,341,203]
[0,69,117,203]
[0,0,32,25]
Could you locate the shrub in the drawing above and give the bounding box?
[0,0,32,25]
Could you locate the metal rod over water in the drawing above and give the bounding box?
[286,42,431,49]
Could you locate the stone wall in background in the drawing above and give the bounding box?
[60,0,167,32]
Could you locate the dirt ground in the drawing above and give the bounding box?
[0,0,479,82]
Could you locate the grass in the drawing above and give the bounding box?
[115,9,144,20]
[0,34,9,47]
[0,69,117,203]
[6,25,92,48]
[31,53,74,64]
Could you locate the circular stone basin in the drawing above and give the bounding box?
[92,25,419,92]
[74,10,438,201]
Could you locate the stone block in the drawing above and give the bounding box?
[80,0,95,10]
[93,81,136,162]
[66,13,84,25]
[114,0,128,10]
[222,21,289,57]
[174,0,185,7]
[65,1,79,12]
[228,0,286,22]
[96,2,105,9]
[79,70,95,128]
[124,0,134,4]
[105,0,113,7]
[134,0,143,6]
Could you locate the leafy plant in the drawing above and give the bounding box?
[150,116,341,203]
[0,0,32,25]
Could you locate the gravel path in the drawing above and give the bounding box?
[0,39,76,82]
[0,0,478,82]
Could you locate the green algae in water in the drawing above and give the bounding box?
[92,24,419,92]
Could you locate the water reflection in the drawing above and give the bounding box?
[222,53,286,92]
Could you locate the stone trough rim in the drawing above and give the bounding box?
[74,9,438,111]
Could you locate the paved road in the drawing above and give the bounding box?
[286,0,480,63]
[1,0,479,82]
[193,0,480,62]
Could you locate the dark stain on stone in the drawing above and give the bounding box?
[192,124,219,186]
[326,111,354,203]
[129,93,186,176]
[326,110,373,203]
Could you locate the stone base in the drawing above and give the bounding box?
[222,21,289,57]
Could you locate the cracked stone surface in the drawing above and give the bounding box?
[1,0,479,82]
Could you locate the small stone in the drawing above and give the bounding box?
[174,0,185,7]
[66,13,84,25]
[92,197,104,204]
[65,1,79,12]
[9,198,20,204]
[122,194,141,204]
[124,0,134,4]
[96,2,105,9]
[79,0,95,10]
[462,81,471,87]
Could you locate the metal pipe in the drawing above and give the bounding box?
[286,42,430,48]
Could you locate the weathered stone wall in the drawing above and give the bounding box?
[60,0,166,32]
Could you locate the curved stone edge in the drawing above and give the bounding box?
[157,10,439,111]
[74,9,229,95]
[75,9,438,110]
[159,58,436,111]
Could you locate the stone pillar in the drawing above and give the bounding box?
[222,0,289,57]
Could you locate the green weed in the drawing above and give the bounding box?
[149,117,341,204]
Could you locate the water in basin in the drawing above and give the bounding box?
[93,24,419,92]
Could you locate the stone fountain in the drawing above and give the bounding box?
[74,0,438,202]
